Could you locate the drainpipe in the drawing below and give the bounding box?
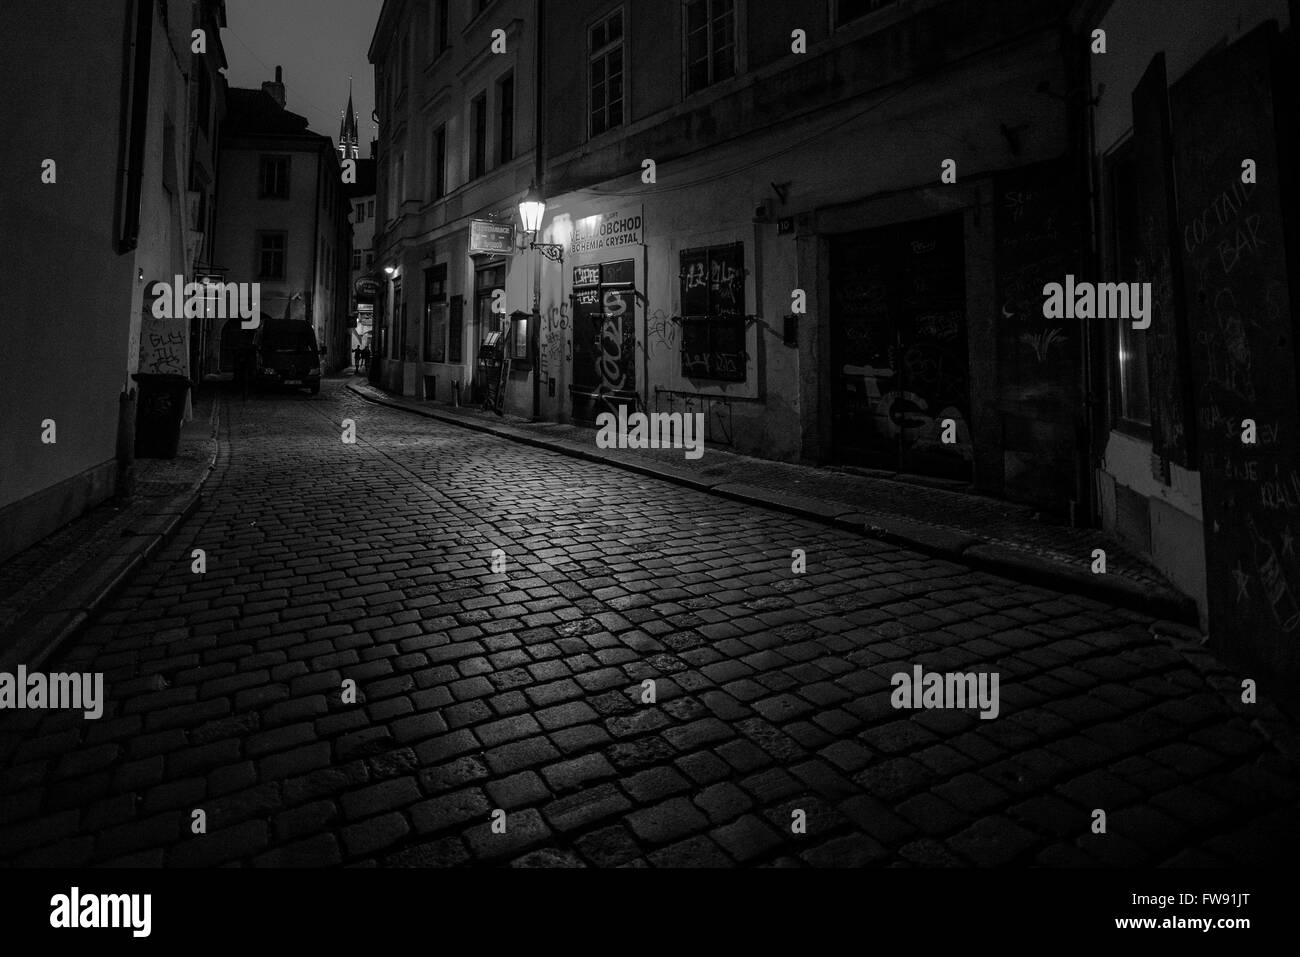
[1067,19,1101,529]
[117,0,153,253]
[530,0,546,421]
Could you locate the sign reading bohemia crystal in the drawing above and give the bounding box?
[469,220,516,256]
[569,205,644,258]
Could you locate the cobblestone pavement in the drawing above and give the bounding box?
[2,379,1298,867]
[374,385,1173,592]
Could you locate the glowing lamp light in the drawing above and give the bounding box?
[519,184,546,234]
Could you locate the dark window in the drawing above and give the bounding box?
[680,243,747,381]
[352,249,362,270]
[498,73,515,165]
[259,156,290,198]
[424,263,448,362]
[835,0,897,27]
[449,294,465,363]
[433,125,447,198]
[392,278,406,360]
[589,9,624,137]
[1107,143,1150,430]
[685,0,735,94]
[257,232,286,279]
[435,0,450,53]
[399,33,410,94]
[510,313,529,362]
[197,69,211,137]
[472,93,487,178]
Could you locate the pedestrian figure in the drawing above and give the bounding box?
[361,346,371,370]
[353,346,362,369]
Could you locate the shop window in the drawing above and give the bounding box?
[680,243,747,382]
[1106,142,1151,433]
[392,278,405,360]
[424,264,448,362]
[589,8,624,137]
[510,314,529,362]
[449,295,465,364]
[685,0,736,95]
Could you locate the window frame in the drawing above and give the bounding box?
[432,123,448,199]
[258,154,291,199]
[256,230,287,280]
[424,263,449,363]
[434,0,451,55]
[1103,137,1152,439]
[471,92,488,179]
[588,6,626,140]
[498,72,515,166]
[679,242,748,383]
[683,0,738,97]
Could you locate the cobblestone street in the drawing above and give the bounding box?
[2,379,1298,868]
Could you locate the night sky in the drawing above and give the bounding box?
[221,0,384,153]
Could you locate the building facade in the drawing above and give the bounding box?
[369,0,540,411]
[1075,0,1298,687]
[531,0,1083,510]
[345,141,379,357]
[212,70,352,373]
[0,0,211,564]
[189,0,230,379]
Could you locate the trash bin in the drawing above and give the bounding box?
[132,373,191,459]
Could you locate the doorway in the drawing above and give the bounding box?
[830,213,971,479]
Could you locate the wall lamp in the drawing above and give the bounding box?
[519,184,564,265]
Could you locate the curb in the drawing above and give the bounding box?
[346,381,1199,627]
[0,395,221,673]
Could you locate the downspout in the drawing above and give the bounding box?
[531,0,545,420]
[312,141,322,330]
[1068,19,1101,528]
[118,0,154,252]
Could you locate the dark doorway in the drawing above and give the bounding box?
[830,213,972,479]
[220,316,264,373]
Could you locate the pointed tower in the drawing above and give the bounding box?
[338,78,360,161]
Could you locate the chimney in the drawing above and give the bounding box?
[262,65,286,109]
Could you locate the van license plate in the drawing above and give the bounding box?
[284,379,302,386]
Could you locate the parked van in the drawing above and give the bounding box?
[254,319,323,395]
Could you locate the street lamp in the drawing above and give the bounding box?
[519,184,563,265]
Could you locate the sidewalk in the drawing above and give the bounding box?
[347,378,1199,628]
[0,385,221,671]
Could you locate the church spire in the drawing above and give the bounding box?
[338,76,359,161]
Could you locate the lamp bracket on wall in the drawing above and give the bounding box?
[530,242,565,265]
